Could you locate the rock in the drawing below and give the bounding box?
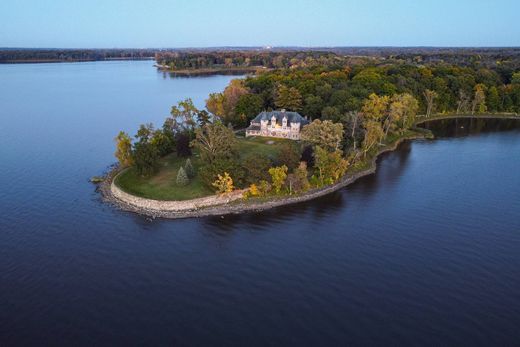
[90,176,104,183]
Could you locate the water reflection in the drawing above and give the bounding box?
[420,117,520,137]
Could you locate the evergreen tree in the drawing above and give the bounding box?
[176,167,189,186]
[184,158,195,178]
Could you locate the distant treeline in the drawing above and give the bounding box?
[155,51,353,70]
[0,49,156,63]
[155,47,520,75]
[201,50,520,127]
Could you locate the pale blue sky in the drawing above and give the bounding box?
[1,0,519,48]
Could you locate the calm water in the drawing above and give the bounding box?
[1,62,520,346]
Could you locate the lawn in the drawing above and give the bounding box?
[115,136,291,201]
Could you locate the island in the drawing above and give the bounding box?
[99,50,520,218]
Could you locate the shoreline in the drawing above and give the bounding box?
[100,131,429,219]
[155,65,266,76]
[100,114,520,219]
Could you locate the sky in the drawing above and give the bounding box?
[1,0,519,48]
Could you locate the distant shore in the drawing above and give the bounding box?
[155,65,266,76]
[0,57,155,64]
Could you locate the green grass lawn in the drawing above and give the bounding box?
[236,136,292,158]
[115,136,291,201]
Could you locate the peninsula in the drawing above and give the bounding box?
[100,50,520,218]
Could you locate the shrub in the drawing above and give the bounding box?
[212,172,234,194]
[176,166,189,186]
[243,183,260,199]
[258,180,272,196]
[199,158,245,189]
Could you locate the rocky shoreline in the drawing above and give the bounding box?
[99,131,429,219]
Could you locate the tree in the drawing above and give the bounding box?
[197,110,211,127]
[170,98,199,131]
[133,124,160,176]
[457,90,472,114]
[222,79,249,124]
[243,154,272,184]
[206,92,225,119]
[192,122,237,164]
[301,119,344,152]
[511,72,520,85]
[275,84,302,111]
[303,95,324,119]
[487,86,500,112]
[362,93,390,123]
[313,146,349,185]
[388,93,419,134]
[114,131,133,167]
[176,167,189,186]
[276,142,301,170]
[175,132,192,158]
[472,84,487,114]
[234,94,263,121]
[423,89,438,118]
[150,129,174,157]
[362,121,384,156]
[212,172,234,194]
[184,158,195,178]
[269,165,288,194]
[344,111,363,151]
[286,162,310,194]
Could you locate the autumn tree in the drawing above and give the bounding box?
[206,92,225,119]
[275,84,302,111]
[362,93,390,123]
[362,121,384,157]
[169,98,199,131]
[114,131,134,167]
[286,162,310,194]
[300,119,344,152]
[268,165,288,194]
[313,146,349,185]
[423,89,438,118]
[472,84,487,114]
[388,93,419,134]
[222,79,249,125]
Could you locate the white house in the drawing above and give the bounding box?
[245,110,309,140]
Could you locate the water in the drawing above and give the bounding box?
[1,62,520,346]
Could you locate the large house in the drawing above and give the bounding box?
[245,110,309,140]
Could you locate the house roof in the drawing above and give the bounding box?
[251,110,308,125]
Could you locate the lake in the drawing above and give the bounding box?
[1,61,520,346]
